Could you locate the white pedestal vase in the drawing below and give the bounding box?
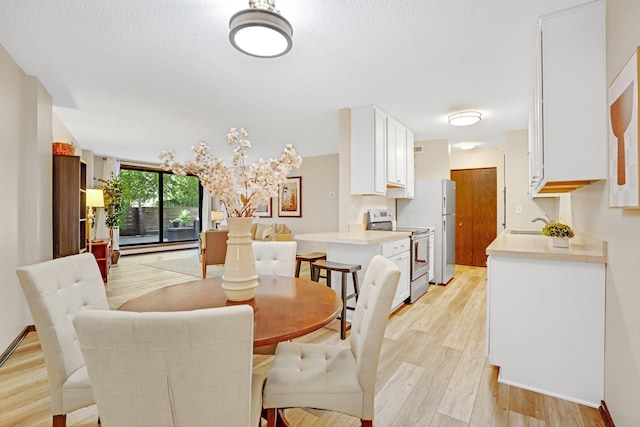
[222,217,259,301]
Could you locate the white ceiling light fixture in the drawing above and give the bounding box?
[453,141,481,150]
[229,0,293,58]
[448,111,482,127]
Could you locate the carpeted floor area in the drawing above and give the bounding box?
[141,255,224,278]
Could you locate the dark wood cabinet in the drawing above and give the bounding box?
[53,155,87,258]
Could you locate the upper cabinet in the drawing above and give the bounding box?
[386,116,407,188]
[351,105,388,195]
[351,105,414,197]
[529,0,606,195]
[387,130,415,199]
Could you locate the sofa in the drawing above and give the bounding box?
[250,222,292,241]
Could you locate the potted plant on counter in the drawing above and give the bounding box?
[541,221,575,248]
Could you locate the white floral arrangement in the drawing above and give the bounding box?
[160,127,302,217]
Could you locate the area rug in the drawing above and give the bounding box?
[141,257,224,278]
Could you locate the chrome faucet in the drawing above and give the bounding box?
[531,215,551,225]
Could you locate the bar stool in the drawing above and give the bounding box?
[295,252,327,280]
[311,259,361,339]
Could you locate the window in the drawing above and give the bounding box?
[118,167,202,247]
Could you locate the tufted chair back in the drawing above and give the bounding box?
[73,306,265,427]
[349,255,401,418]
[252,241,297,277]
[16,252,109,426]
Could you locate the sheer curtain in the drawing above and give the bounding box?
[96,157,121,249]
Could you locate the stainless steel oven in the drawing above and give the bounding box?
[367,209,433,303]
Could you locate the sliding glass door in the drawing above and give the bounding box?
[119,167,202,247]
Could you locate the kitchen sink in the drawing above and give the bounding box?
[506,229,543,235]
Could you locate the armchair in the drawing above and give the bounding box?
[200,230,228,278]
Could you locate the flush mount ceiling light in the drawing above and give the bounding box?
[448,111,482,127]
[454,141,481,150]
[229,0,293,58]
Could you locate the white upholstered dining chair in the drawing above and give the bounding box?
[262,255,401,427]
[252,241,297,277]
[73,305,265,427]
[16,252,109,427]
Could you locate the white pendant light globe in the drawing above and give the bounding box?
[229,7,293,58]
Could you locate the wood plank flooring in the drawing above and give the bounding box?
[0,250,605,427]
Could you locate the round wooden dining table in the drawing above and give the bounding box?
[118,275,342,347]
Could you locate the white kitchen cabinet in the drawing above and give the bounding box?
[529,0,606,194]
[386,116,406,188]
[381,239,410,311]
[486,254,605,407]
[387,130,415,199]
[351,105,387,195]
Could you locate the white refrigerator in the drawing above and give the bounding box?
[396,179,456,285]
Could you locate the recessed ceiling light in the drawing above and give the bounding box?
[448,111,482,126]
[229,0,293,58]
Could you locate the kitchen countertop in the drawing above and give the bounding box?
[294,230,411,245]
[486,231,607,264]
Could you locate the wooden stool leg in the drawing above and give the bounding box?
[352,272,360,302]
[295,260,302,278]
[311,263,319,282]
[341,271,348,339]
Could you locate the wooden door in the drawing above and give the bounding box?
[451,168,497,267]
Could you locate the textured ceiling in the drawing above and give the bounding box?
[0,0,592,163]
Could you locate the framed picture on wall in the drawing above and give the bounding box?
[609,46,640,208]
[278,177,301,217]
[254,198,272,218]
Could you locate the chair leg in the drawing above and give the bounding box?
[52,414,66,427]
[202,248,207,278]
[267,408,278,427]
[361,420,373,427]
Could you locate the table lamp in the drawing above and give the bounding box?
[86,189,105,247]
[211,211,225,229]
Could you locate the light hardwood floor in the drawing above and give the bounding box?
[0,250,605,427]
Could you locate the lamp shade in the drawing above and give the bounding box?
[229,7,292,58]
[86,189,105,208]
[211,211,225,221]
[448,111,482,126]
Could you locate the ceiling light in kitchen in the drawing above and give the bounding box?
[453,141,481,150]
[229,0,293,58]
[448,111,482,126]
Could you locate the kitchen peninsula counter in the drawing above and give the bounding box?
[294,230,412,313]
[294,230,410,245]
[486,230,606,407]
[486,231,607,264]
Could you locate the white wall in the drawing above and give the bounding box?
[414,139,450,180]
[570,1,640,424]
[0,45,53,351]
[502,130,558,230]
[267,153,340,255]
